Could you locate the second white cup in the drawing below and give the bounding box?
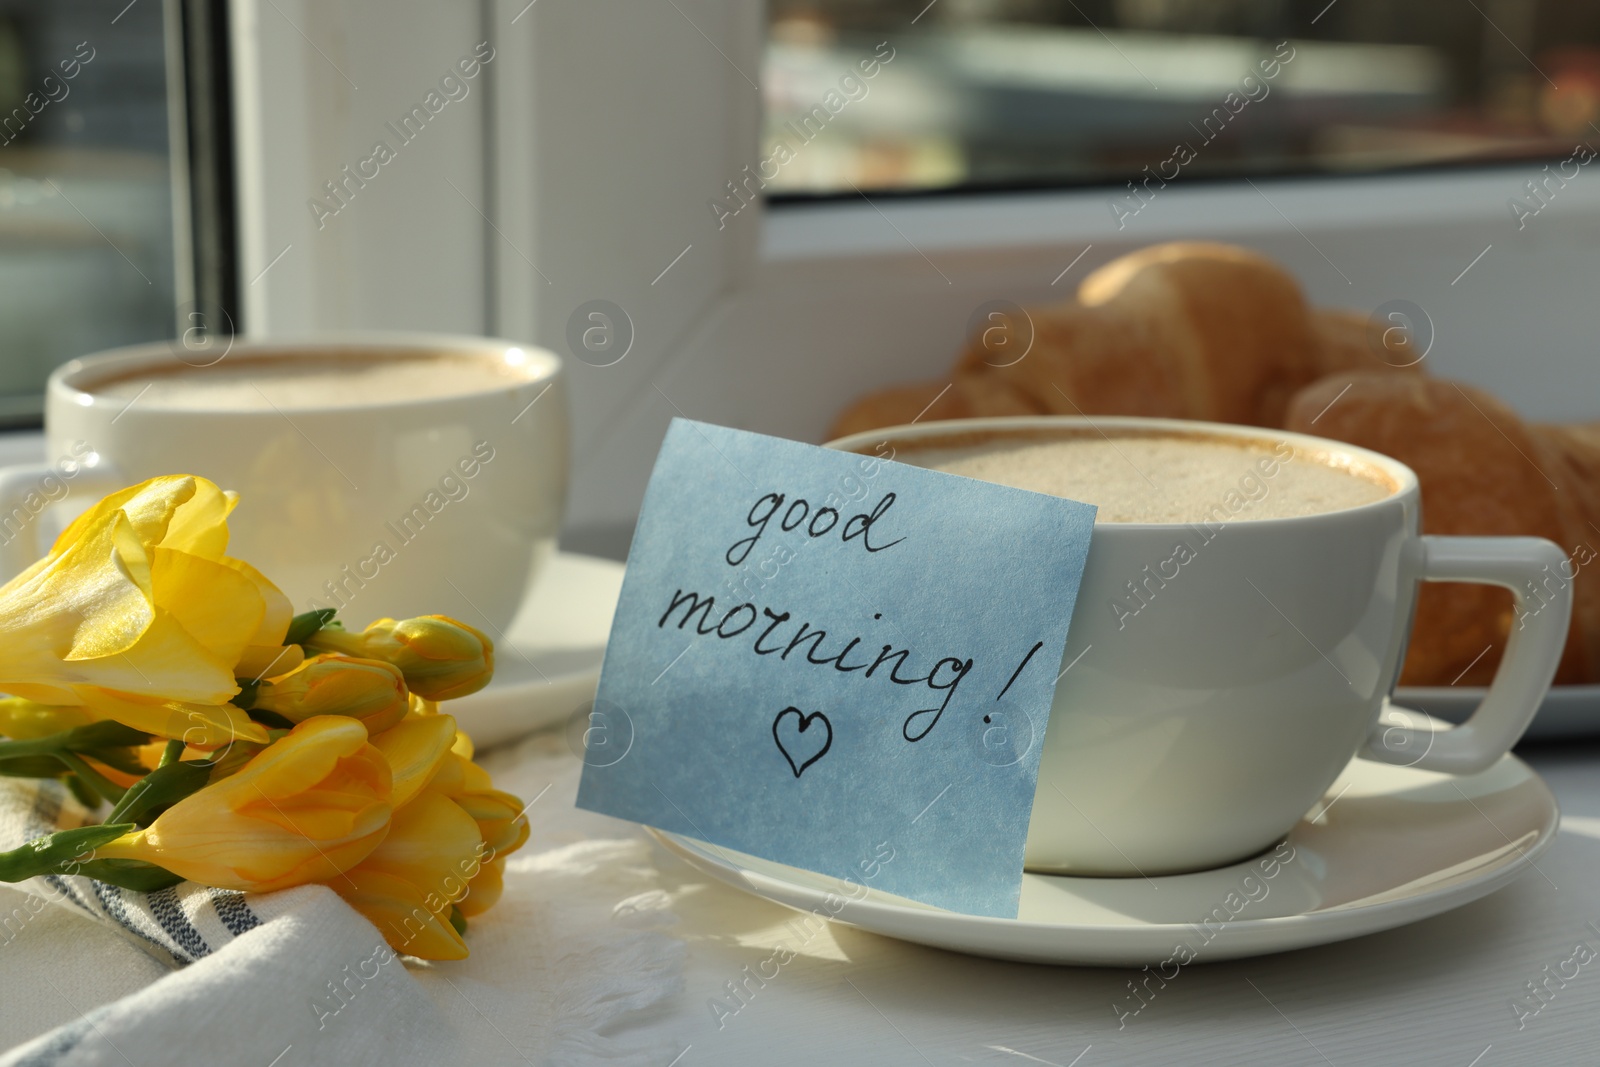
[0,333,569,634]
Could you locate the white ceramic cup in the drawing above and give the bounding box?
[0,333,568,634]
[828,416,1571,877]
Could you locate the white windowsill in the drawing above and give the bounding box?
[760,163,1591,261]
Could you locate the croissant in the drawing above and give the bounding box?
[830,241,1598,687]
[1285,374,1600,686]
[828,242,1416,440]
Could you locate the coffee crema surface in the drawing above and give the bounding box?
[899,435,1392,524]
[89,355,534,410]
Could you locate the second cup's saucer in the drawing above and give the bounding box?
[653,714,1559,967]
[448,551,624,748]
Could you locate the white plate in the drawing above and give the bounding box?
[653,719,1559,966]
[1398,685,1600,740]
[448,551,624,748]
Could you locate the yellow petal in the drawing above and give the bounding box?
[426,752,493,798]
[458,857,504,918]
[98,801,388,892]
[451,730,474,761]
[150,548,263,670]
[222,557,292,646]
[80,623,232,700]
[43,512,155,660]
[357,790,482,890]
[160,482,236,558]
[454,790,521,823]
[0,553,53,601]
[0,513,231,702]
[73,687,269,745]
[50,474,235,563]
[336,868,468,960]
[476,818,527,855]
[369,715,457,809]
[234,643,304,681]
[79,608,238,702]
[0,682,80,704]
[51,475,197,555]
[244,716,374,798]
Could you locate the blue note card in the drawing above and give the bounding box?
[575,419,1097,916]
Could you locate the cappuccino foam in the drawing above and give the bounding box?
[91,355,532,411]
[900,435,1390,524]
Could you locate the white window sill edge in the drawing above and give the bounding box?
[760,162,1592,261]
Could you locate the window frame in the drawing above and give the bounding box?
[233,4,1600,535]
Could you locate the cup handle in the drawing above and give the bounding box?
[0,460,126,583]
[1361,535,1571,775]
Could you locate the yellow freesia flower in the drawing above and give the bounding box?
[0,476,291,745]
[424,751,530,918]
[334,720,529,959]
[251,654,409,734]
[308,616,494,701]
[96,716,392,892]
[51,475,293,657]
[335,790,485,960]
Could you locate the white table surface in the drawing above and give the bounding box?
[578,740,1597,1067]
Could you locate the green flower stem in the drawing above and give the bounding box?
[229,679,260,711]
[102,776,146,826]
[157,739,184,768]
[0,823,133,882]
[70,858,182,892]
[302,627,362,657]
[64,775,99,809]
[103,759,210,828]
[0,722,151,762]
[284,608,339,646]
[0,735,66,761]
[54,752,125,806]
[0,755,74,778]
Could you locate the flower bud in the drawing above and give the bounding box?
[335,790,483,960]
[250,654,408,734]
[0,696,92,740]
[308,616,493,701]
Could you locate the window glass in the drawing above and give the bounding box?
[763,1,1590,198]
[0,0,182,424]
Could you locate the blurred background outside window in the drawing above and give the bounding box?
[0,0,229,426]
[764,0,1600,198]
[1,1,1597,422]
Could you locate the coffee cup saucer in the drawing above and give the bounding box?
[651,715,1559,966]
[447,551,624,748]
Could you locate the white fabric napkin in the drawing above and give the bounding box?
[0,731,686,1066]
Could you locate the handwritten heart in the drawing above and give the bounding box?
[772,707,832,779]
